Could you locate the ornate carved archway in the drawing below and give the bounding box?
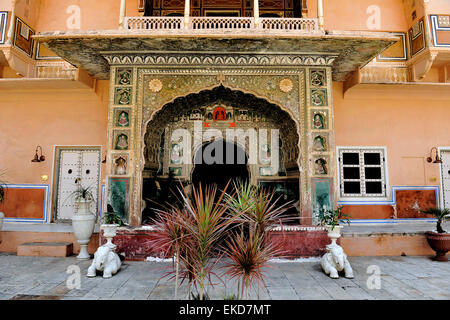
[106,57,335,227]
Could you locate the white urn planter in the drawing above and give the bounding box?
[72,199,97,260]
[101,224,119,246]
[87,224,122,278]
[326,225,343,245]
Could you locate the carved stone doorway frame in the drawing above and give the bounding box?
[104,53,336,226]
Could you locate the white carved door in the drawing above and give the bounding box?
[440,149,450,209]
[56,148,101,221]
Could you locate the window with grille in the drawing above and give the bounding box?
[338,147,387,198]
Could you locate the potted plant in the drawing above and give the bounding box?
[421,207,450,262]
[318,206,351,244]
[101,205,124,248]
[69,179,97,260]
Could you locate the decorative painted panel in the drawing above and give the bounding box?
[13,17,34,57]
[108,177,130,221]
[408,18,426,57]
[431,15,450,48]
[377,32,407,61]
[1,185,49,223]
[311,178,333,225]
[115,87,133,105]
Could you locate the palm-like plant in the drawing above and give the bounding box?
[150,206,192,299]
[221,228,283,300]
[223,183,293,299]
[225,181,257,217]
[421,207,450,233]
[246,187,294,238]
[177,182,240,300]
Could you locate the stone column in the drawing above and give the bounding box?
[317,0,324,31]
[119,0,127,30]
[254,0,260,27]
[184,0,190,29]
[6,0,16,45]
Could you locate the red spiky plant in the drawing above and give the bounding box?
[150,206,193,299]
[222,182,294,299]
[176,182,243,300]
[221,228,283,300]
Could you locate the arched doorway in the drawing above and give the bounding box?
[192,139,249,190]
[141,86,301,224]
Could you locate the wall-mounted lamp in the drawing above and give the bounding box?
[31,146,45,163]
[427,147,442,164]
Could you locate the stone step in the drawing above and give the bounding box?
[17,242,73,257]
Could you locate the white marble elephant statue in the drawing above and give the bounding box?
[87,244,122,279]
[321,243,354,279]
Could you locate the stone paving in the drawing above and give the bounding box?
[0,253,449,300]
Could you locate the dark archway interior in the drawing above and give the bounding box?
[192,140,249,191]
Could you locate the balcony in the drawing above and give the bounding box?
[124,16,319,34]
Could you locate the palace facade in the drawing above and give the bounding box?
[1,0,450,258]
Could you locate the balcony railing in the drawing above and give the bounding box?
[360,66,408,83]
[124,16,319,33]
[36,61,77,79]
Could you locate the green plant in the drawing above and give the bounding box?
[420,207,450,234]
[103,211,124,226]
[67,178,95,203]
[318,206,351,230]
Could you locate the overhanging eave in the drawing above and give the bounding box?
[33,30,398,81]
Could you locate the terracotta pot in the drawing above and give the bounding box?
[425,231,450,262]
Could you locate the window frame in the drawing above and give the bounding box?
[336,146,389,201]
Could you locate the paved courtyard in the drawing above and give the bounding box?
[0,253,449,300]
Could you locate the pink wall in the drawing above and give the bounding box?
[36,0,139,32]
[333,81,449,187]
[308,0,408,32]
[0,80,109,187]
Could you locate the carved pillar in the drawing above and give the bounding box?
[119,0,127,29]
[317,0,324,31]
[254,0,260,27]
[6,0,16,45]
[184,0,190,29]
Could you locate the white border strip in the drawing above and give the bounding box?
[0,12,7,44]
[2,184,49,223]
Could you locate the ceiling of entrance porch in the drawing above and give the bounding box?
[33,30,398,82]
